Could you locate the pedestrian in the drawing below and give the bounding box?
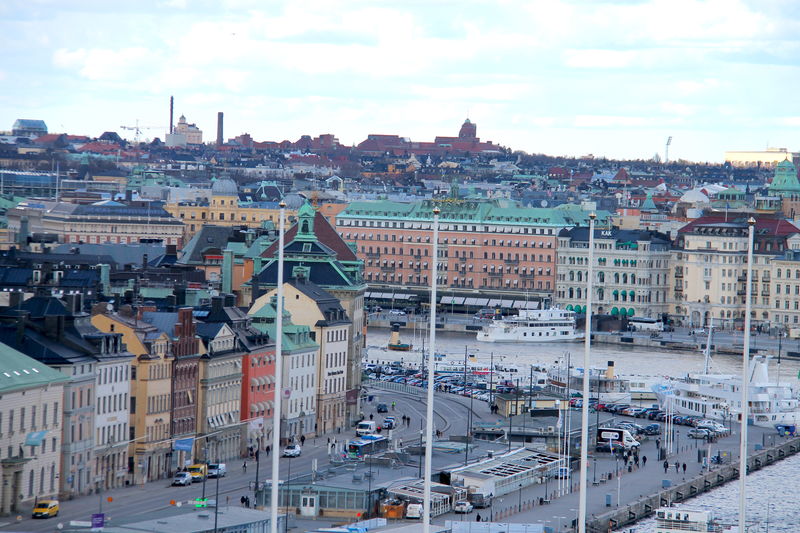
[642,455,647,467]
[265,445,271,457]
[241,495,247,507]
[300,435,306,446]
[243,460,247,472]
[245,496,251,508]
[476,513,482,522]
[682,462,687,475]
[634,456,639,468]
[656,438,661,449]
[674,461,680,473]
[399,438,403,448]
[226,496,230,506]
[392,401,396,410]
[327,437,331,445]
[370,413,374,421]
[663,460,669,474]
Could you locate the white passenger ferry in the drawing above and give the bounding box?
[653,355,800,428]
[476,308,579,343]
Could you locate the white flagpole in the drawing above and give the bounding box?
[738,217,755,533]
[578,213,596,533]
[270,201,286,533]
[423,206,440,533]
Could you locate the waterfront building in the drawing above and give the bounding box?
[0,340,67,516]
[336,197,609,304]
[670,214,800,330]
[556,227,671,318]
[243,202,365,426]
[767,249,800,330]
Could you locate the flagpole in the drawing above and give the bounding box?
[738,217,755,533]
[270,201,286,533]
[423,206,440,533]
[578,213,596,533]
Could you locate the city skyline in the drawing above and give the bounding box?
[2,0,799,162]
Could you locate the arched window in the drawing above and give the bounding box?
[568,287,574,298]
[622,273,628,284]
[614,273,620,283]
[577,272,583,282]
[598,288,604,300]
[598,272,605,283]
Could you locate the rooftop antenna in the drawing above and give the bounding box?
[665,136,673,164]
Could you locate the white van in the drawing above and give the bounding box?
[406,503,423,519]
[356,420,377,436]
[208,463,227,478]
[596,427,640,451]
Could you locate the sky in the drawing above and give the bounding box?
[1,0,799,163]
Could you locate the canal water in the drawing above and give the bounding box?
[367,328,800,532]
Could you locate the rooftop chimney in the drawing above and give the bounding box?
[605,361,615,379]
[216,112,223,146]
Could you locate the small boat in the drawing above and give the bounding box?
[387,324,412,351]
[654,507,726,532]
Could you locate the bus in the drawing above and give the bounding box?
[347,435,389,459]
[626,317,664,332]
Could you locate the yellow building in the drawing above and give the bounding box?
[164,177,296,241]
[91,311,174,485]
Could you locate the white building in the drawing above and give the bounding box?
[94,343,134,491]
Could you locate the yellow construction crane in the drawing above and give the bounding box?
[120,119,161,143]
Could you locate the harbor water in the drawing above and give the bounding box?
[366,329,800,385]
[366,328,800,532]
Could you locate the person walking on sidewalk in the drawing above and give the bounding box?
[674,461,680,473]
[682,462,687,475]
[663,460,669,474]
[642,455,647,468]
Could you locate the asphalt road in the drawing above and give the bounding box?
[12,388,483,532]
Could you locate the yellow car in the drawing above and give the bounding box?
[32,499,59,518]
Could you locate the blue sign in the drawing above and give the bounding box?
[91,513,105,528]
[174,437,194,452]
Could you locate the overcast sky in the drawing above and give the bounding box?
[2,0,798,162]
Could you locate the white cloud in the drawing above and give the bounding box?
[53,47,152,81]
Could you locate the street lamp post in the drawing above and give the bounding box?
[739,217,756,533]
[578,213,597,533]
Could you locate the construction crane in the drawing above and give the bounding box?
[120,119,161,143]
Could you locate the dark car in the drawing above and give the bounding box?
[376,403,389,413]
[643,424,661,435]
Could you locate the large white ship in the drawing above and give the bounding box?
[653,355,800,428]
[476,308,579,343]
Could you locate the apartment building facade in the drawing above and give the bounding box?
[555,228,672,318]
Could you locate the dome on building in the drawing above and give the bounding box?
[212,177,239,196]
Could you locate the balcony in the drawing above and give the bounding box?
[380,266,395,272]
[366,252,381,259]
[488,271,503,278]
[675,271,683,278]
[459,256,467,262]
[504,258,520,265]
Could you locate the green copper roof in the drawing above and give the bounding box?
[0,341,69,394]
[641,192,657,211]
[769,159,800,196]
[339,199,610,226]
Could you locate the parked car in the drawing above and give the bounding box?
[283,444,302,457]
[32,500,59,518]
[173,472,193,486]
[688,428,711,440]
[454,501,474,514]
[377,403,389,413]
[643,424,662,435]
[388,310,406,316]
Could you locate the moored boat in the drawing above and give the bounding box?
[476,308,579,343]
